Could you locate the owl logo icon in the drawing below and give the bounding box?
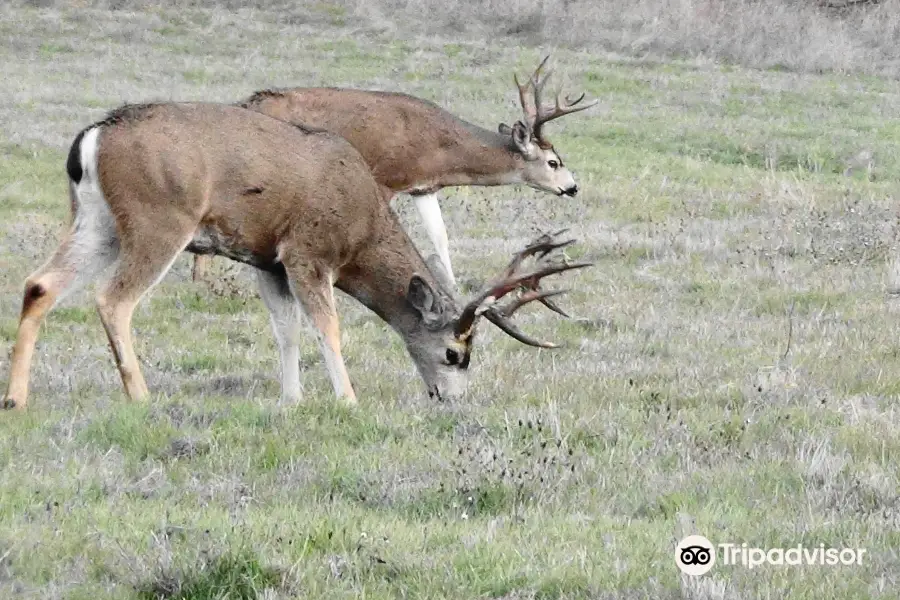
[676,535,716,576]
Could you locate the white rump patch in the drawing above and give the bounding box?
[73,127,106,214]
[63,126,119,300]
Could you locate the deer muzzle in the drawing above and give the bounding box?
[426,368,469,402]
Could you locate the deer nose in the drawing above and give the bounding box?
[563,185,578,197]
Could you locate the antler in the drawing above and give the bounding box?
[533,89,598,142]
[513,55,549,130]
[454,229,592,348]
[514,55,598,142]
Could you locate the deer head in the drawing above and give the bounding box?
[499,56,598,198]
[402,230,592,401]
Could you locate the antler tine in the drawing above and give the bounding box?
[501,228,572,277]
[529,55,552,95]
[536,294,571,318]
[530,64,554,124]
[533,88,599,140]
[553,88,599,115]
[533,54,552,77]
[455,258,592,339]
[503,236,575,279]
[464,233,573,316]
[498,288,568,319]
[514,56,552,130]
[513,73,536,126]
[531,68,599,140]
[505,260,593,295]
[565,91,586,105]
[500,229,575,318]
[454,228,592,345]
[476,259,590,347]
[483,308,560,349]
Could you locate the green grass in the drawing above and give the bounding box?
[1,4,900,600]
[134,546,282,600]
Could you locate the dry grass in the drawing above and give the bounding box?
[13,0,900,77]
[1,3,900,599]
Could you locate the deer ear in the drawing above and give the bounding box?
[406,275,436,317]
[426,254,455,294]
[498,122,513,135]
[511,121,537,159]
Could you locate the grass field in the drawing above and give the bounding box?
[2,4,900,599]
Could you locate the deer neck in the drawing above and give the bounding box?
[426,123,523,189]
[335,217,453,339]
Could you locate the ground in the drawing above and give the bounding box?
[1,5,899,600]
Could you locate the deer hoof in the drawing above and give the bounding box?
[1,398,17,410]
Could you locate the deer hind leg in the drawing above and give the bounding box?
[94,225,193,402]
[192,254,211,282]
[256,268,306,404]
[413,193,456,288]
[3,185,119,410]
[280,258,356,405]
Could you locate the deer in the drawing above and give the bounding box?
[190,55,597,290]
[1,101,591,410]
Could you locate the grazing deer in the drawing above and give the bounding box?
[1,102,590,410]
[191,55,596,287]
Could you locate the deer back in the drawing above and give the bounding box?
[94,103,386,267]
[241,88,518,194]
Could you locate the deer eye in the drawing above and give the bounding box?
[548,160,559,169]
[445,348,460,365]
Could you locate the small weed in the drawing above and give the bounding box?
[419,418,580,520]
[38,42,74,57]
[136,547,282,600]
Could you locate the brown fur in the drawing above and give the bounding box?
[2,102,475,408]
[241,88,523,193]
[191,83,589,282]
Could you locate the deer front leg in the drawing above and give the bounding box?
[281,259,357,405]
[413,193,456,288]
[256,268,305,404]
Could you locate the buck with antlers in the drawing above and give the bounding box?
[1,102,590,410]
[191,55,596,288]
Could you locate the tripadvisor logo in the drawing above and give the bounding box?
[676,535,716,576]
[675,535,867,576]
